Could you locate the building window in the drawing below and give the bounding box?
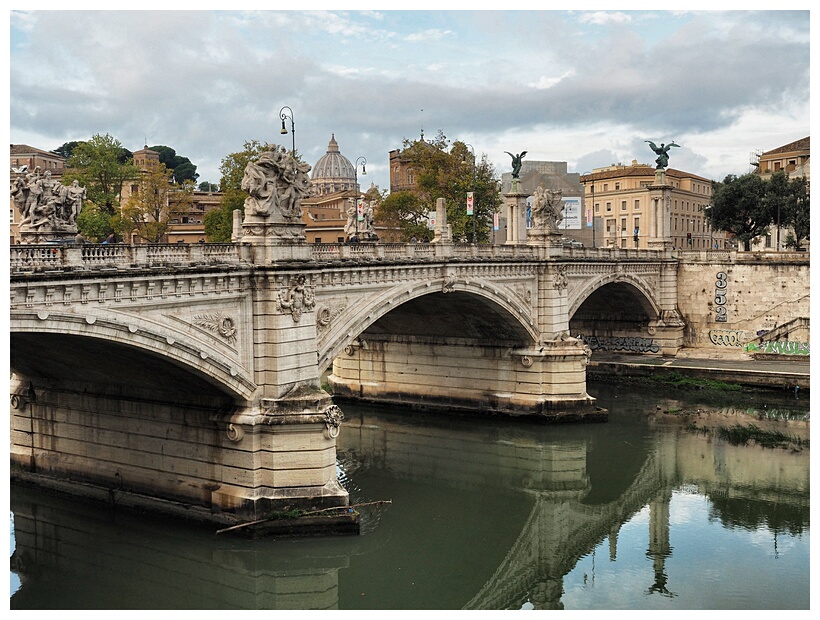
[774,162,781,171]
[634,199,640,210]
[621,200,627,211]
[606,201,612,212]
[615,182,620,190]
[594,202,600,213]
[603,184,608,191]
[620,217,626,232]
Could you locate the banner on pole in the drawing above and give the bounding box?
[357,198,364,221]
[466,192,474,216]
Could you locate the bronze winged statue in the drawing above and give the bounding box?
[504,150,527,178]
[645,141,679,170]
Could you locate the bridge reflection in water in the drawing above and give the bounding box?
[10,388,810,610]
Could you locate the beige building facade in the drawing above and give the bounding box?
[580,162,719,250]
[748,136,810,252]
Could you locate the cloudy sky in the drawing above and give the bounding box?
[8,6,811,193]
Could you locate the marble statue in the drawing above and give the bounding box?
[242,146,312,220]
[11,166,86,231]
[531,186,564,232]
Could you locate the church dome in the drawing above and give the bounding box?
[311,134,357,196]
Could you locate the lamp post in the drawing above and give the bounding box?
[704,205,713,249]
[582,172,596,248]
[463,144,477,242]
[279,106,295,154]
[354,157,366,237]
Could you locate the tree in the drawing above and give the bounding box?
[203,140,276,242]
[708,174,776,251]
[117,160,193,243]
[782,175,810,250]
[198,181,219,192]
[52,141,83,159]
[149,145,199,185]
[378,130,501,242]
[62,133,139,216]
[75,203,115,243]
[376,191,430,241]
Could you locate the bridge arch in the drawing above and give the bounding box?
[10,311,257,402]
[568,273,661,321]
[318,278,540,373]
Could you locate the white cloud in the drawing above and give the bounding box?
[8,9,810,192]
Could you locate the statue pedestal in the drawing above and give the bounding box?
[652,170,667,186]
[503,190,529,244]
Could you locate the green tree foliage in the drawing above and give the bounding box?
[62,133,139,217]
[75,203,114,243]
[782,174,810,250]
[149,145,199,185]
[117,160,193,243]
[198,181,219,192]
[203,140,275,242]
[376,191,429,241]
[51,141,83,159]
[376,130,501,242]
[708,174,776,251]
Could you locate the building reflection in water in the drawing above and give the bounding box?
[10,403,810,610]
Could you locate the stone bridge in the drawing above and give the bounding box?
[9,148,690,525]
[10,238,683,523]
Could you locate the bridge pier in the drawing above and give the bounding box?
[328,335,603,421]
[10,372,348,524]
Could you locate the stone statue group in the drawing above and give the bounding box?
[530,186,564,232]
[241,146,312,220]
[344,198,378,242]
[11,167,86,231]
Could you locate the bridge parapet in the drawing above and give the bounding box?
[10,242,250,273]
[11,241,682,274]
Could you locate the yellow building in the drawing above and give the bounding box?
[753,136,810,181]
[580,161,720,250]
[749,136,810,252]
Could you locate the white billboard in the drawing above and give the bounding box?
[560,196,582,230]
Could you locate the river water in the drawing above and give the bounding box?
[9,380,810,610]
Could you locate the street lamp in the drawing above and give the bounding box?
[279,106,295,154]
[704,205,714,249]
[582,172,596,248]
[463,143,477,242]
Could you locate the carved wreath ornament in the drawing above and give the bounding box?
[193,312,238,344]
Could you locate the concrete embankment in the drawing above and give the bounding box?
[588,353,809,392]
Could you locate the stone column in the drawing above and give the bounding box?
[647,171,673,250]
[504,181,529,244]
[432,197,452,243]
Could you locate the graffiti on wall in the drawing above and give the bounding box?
[714,271,728,322]
[579,334,660,353]
[744,341,810,356]
[708,329,746,347]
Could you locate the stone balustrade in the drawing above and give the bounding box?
[10,241,807,275]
